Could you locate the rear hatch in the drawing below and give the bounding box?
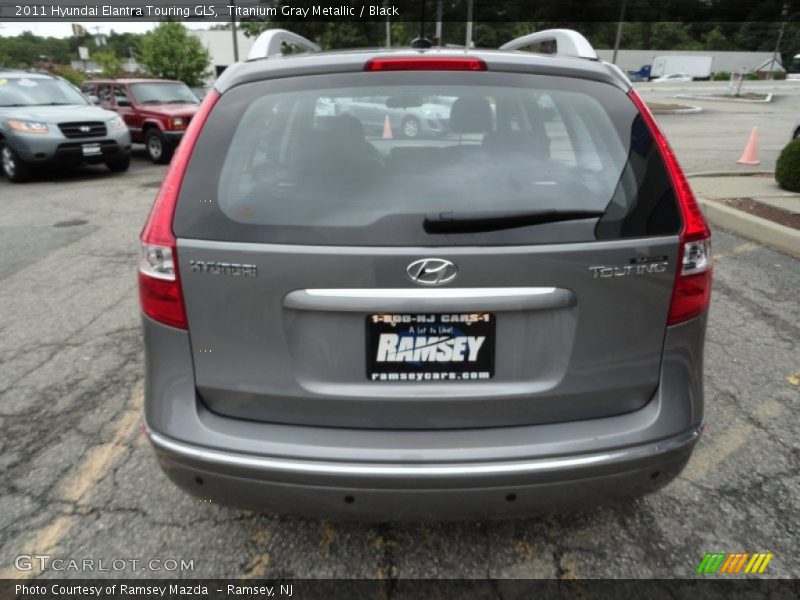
[173,67,683,430]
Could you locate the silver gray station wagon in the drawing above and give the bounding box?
[140,29,712,520]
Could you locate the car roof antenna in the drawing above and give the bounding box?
[411,1,433,48]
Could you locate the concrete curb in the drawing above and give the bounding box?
[652,105,703,115]
[698,198,800,259]
[675,93,773,104]
[688,171,774,178]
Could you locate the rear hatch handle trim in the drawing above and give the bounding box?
[284,287,575,312]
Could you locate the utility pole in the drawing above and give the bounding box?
[768,24,786,81]
[230,0,239,62]
[465,0,474,48]
[435,0,443,46]
[767,4,791,80]
[612,0,627,65]
[385,0,391,47]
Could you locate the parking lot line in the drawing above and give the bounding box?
[58,404,141,504]
[0,382,143,579]
[713,241,760,262]
[0,515,76,579]
[682,398,784,481]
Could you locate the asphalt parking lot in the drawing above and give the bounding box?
[0,82,798,580]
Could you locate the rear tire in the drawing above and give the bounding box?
[145,129,173,164]
[0,140,32,183]
[106,153,131,172]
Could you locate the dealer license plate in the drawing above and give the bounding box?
[367,313,495,382]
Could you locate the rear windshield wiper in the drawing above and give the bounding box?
[424,209,605,234]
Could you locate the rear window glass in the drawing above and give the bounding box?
[175,71,679,245]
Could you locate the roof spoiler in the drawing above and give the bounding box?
[500,29,597,60]
[247,29,321,61]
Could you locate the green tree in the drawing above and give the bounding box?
[0,31,73,67]
[650,22,702,50]
[138,22,210,86]
[102,31,143,61]
[733,22,780,53]
[704,26,733,51]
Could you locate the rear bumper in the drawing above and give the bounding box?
[146,423,700,520]
[163,131,185,144]
[142,312,707,520]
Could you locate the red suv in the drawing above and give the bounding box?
[81,79,200,164]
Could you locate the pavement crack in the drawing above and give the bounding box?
[540,514,576,579]
[373,523,398,592]
[712,278,800,342]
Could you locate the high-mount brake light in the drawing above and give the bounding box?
[138,89,220,330]
[628,90,712,326]
[365,57,487,72]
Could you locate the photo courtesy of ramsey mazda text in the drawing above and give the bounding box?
[139,28,712,521]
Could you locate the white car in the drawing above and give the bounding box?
[791,117,800,140]
[652,73,694,83]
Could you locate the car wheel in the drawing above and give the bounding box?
[401,116,421,139]
[0,140,32,183]
[106,153,131,173]
[145,130,173,165]
[794,128,800,140]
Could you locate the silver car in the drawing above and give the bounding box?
[0,70,131,182]
[140,30,712,520]
[335,94,453,138]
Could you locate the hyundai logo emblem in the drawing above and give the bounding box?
[79,125,91,133]
[406,258,458,286]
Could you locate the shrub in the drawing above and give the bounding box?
[51,65,86,87]
[713,71,731,81]
[92,51,124,77]
[775,137,800,192]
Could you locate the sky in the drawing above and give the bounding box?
[0,21,212,38]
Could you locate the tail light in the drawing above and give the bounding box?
[365,57,487,72]
[139,90,220,329]
[628,90,712,326]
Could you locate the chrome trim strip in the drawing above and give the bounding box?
[303,287,557,299]
[146,426,701,479]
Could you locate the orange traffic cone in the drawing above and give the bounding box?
[736,127,760,165]
[382,115,393,140]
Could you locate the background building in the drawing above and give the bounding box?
[596,49,785,76]
[191,30,254,77]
